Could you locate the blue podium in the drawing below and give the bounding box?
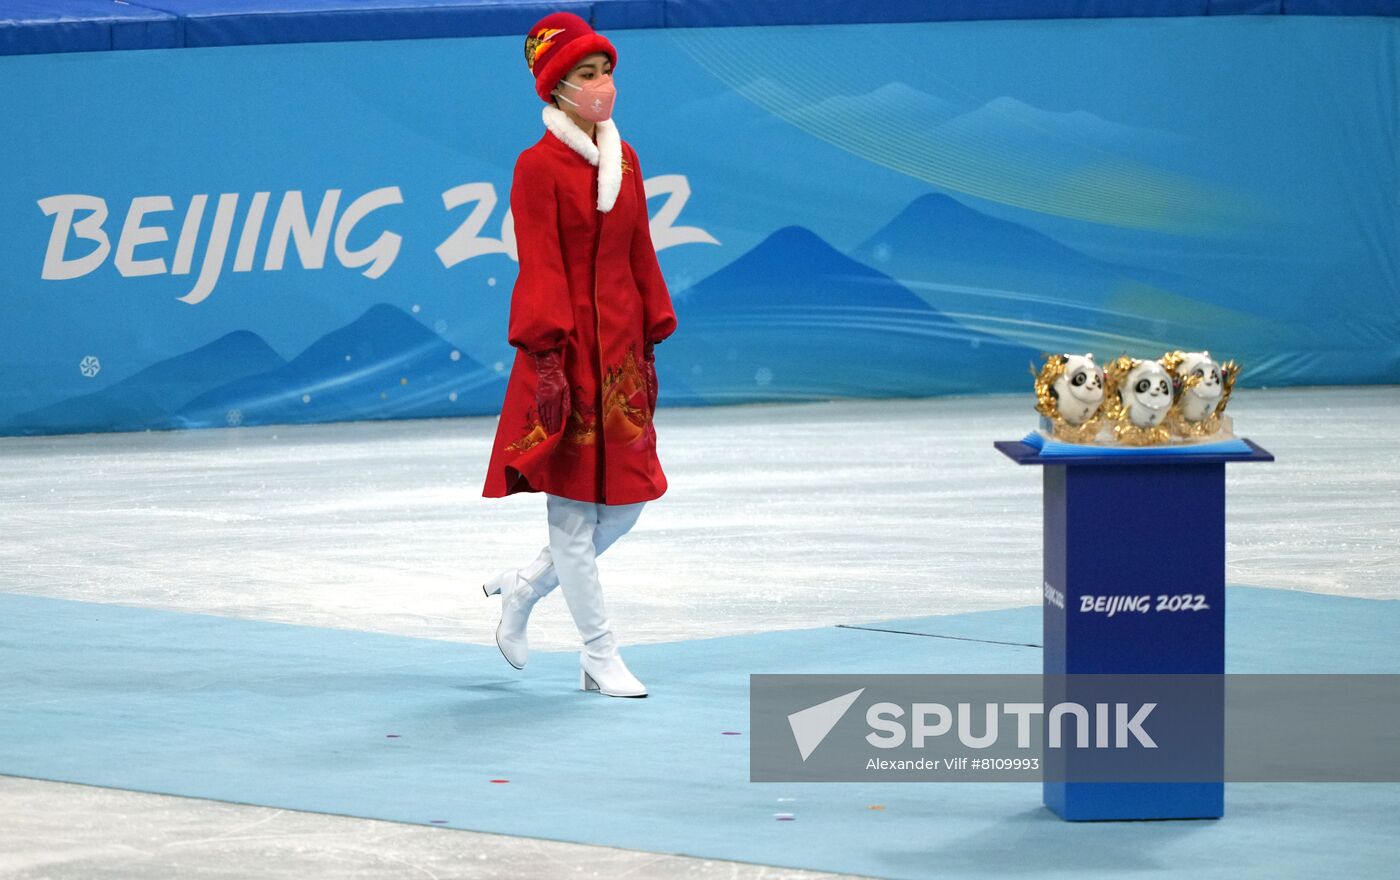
[995,437,1274,821]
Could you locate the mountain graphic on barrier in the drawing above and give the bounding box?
[852,192,1135,308]
[660,224,1042,403]
[847,192,1283,353]
[8,330,288,435]
[177,303,505,428]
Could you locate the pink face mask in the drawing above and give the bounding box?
[556,75,616,122]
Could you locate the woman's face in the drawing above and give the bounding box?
[554,52,614,107]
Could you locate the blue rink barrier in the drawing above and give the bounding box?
[3,6,1398,436]
[3,0,1397,55]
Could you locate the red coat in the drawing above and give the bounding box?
[482,108,677,505]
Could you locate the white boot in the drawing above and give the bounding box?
[580,630,647,697]
[483,549,550,669]
[481,549,547,598]
[547,494,648,698]
[485,507,641,599]
[481,500,641,671]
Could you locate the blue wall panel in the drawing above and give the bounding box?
[1,13,1396,435]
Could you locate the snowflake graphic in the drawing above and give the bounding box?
[670,271,696,304]
[226,409,243,426]
[79,355,101,378]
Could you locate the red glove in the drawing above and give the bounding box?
[642,340,658,415]
[532,348,569,434]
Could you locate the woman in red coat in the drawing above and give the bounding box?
[481,12,677,698]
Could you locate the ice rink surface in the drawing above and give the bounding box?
[2,386,1397,878]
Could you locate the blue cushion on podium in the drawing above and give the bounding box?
[1022,431,1256,457]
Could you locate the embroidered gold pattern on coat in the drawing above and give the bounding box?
[506,354,651,452]
[504,415,548,453]
[564,394,598,446]
[601,348,651,446]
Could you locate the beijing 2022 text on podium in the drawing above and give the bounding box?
[996,437,1274,821]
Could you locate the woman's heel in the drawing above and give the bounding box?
[482,568,514,598]
[577,642,648,697]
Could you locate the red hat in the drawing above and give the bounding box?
[523,11,617,104]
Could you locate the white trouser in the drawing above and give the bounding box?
[543,493,646,652]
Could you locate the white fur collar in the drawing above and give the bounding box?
[541,104,622,213]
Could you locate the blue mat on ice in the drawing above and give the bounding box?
[1,586,1397,879]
